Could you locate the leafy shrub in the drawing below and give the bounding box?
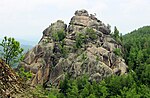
[58,40,68,58]
[86,28,97,40]
[114,48,122,56]
[52,30,66,41]
[75,32,87,48]
[17,66,32,81]
[48,93,57,98]
[111,26,122,44]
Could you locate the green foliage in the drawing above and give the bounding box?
[86,28,97,40]
[104,72,136,96]
[87,94,96,98]
[58,40,68,58]
[17,66,32,81]
[48,93,57,98]
[21,85,58,98]
[113,48,122,56]
[52,29,66,41]
[0,36,23,65]
[54,72,150,98]
[75,32,87,49]
[52,30,68,57]
[137,84,150,97]
[96,55,100,61]
[112,26,122,44]
[136,64,150,85]
[30,85,51,97]
[52,32,59,41]
[81,52,87,60]
[123,26,150,86]
[113,26,119,39]
[74,28,97,49]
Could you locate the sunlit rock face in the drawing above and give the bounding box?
[20,9,128,86]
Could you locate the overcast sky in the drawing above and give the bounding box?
[0,0,150,43]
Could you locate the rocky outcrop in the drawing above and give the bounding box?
[0,59,24,97]
[68,9,110,34]
[20,9,128,87]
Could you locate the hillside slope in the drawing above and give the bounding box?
[123,26,150,85]
[123,26,150,68]
[0,59,24,97]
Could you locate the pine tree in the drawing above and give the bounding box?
[0,36,23,65]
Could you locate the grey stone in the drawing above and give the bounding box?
[19,9,128,87]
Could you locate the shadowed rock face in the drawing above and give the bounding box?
[20,9,128,86]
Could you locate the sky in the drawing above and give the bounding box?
[0,0,150,44]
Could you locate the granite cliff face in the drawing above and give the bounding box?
[20,9,128,86]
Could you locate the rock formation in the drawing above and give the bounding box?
[20,9,128,87]
[0,59,24,97]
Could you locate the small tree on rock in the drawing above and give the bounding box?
[112,26,122,44]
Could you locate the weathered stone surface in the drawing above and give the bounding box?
[75,9,89,16]
[39,20,67,44]
[69,10,110,34]
[102,42,117,51]
[42,20,67,37]
[105,35,117,44]
[0,59,24,97]
[20,9,128,87]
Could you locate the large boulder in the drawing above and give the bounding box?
[68,10,110,34]
[75,9,89,16]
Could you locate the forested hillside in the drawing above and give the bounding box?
[123,26,150,65]
[0,9,150,97]
[123,26,150,87]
